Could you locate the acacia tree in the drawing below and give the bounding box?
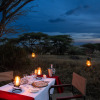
[81,43,96,54]
[0,0,34,37]
[50,35,73,55]
[18,32,49,54]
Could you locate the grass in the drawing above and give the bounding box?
[29,55,100,100]
[1,54,100,100]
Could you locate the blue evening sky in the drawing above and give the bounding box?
[8,0,100,45]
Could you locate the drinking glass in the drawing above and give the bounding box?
[23,74,27,79]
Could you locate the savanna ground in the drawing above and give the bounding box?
[0,54,100,100]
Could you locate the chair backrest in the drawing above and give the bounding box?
[0,71,13,82]
[72,72,86,96]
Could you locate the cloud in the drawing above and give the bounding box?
[43,32,100,44]
[75,38,100,43]
[48,18,66,23]
[65,5,89,16]
[65,6,81,15]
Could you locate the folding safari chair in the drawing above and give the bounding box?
[49,72,86,100]
[0,71,13,82]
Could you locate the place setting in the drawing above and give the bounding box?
[8,67,50,94]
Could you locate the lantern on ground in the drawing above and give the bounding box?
[32,52,35,58]
[86,57,91,67]
[12,76,22,93]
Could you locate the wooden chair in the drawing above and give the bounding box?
[0,71,13,82]
[49,72,86,100]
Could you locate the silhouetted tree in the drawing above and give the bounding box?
[18,32,49,54]
[81,43,96,54]
[94,43,100,51]
[50,35,73,55]
[0,0,34,37]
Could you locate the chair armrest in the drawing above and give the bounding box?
[50,84,72,88]
[48,84,72,100]
[49,84,72,93]
[56,94,83,100]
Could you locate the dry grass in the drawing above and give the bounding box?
[1,54,100,100]
[27,55,100,100]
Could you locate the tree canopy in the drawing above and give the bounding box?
[0,32,73,55]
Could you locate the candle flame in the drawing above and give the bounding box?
[14,76,20,86]
[37,67,42,75]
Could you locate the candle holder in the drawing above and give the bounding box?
[36,75,42,80]
[12,76,22,93]
[36,67,42,80]
[12,85,22,93]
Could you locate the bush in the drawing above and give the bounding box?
[0,43,30,72]
[68,46,85,55]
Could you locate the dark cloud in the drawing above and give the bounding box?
[48,18,66,23]
[83,5,90,9]
[92,34,100,38]
[65,6,81,15]
[65,5,89,16]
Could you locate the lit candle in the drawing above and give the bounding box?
[37,67,42,75]
[34,69,37,75]
[14,76,20,87]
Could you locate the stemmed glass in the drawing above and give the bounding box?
[23,74,27,79]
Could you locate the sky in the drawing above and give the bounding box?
[8,0,100,45]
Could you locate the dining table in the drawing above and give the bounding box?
[0,75,56,100]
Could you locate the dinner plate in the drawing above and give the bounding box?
[32,81,48,88]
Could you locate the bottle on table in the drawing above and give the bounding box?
[50,64,56,75]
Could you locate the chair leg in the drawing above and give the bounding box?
[72,86,74,94]
[83,96,86,100]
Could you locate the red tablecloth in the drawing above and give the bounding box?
[49,76,64,93]
[0,90,34,100]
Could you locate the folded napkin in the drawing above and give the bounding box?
[0,90,34,100]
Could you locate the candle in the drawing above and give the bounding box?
[43,74,46,79]
[34,69,37,75]
[37,67,42,75]
[14,76,20,87]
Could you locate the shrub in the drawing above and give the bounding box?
[0,43,30,72]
